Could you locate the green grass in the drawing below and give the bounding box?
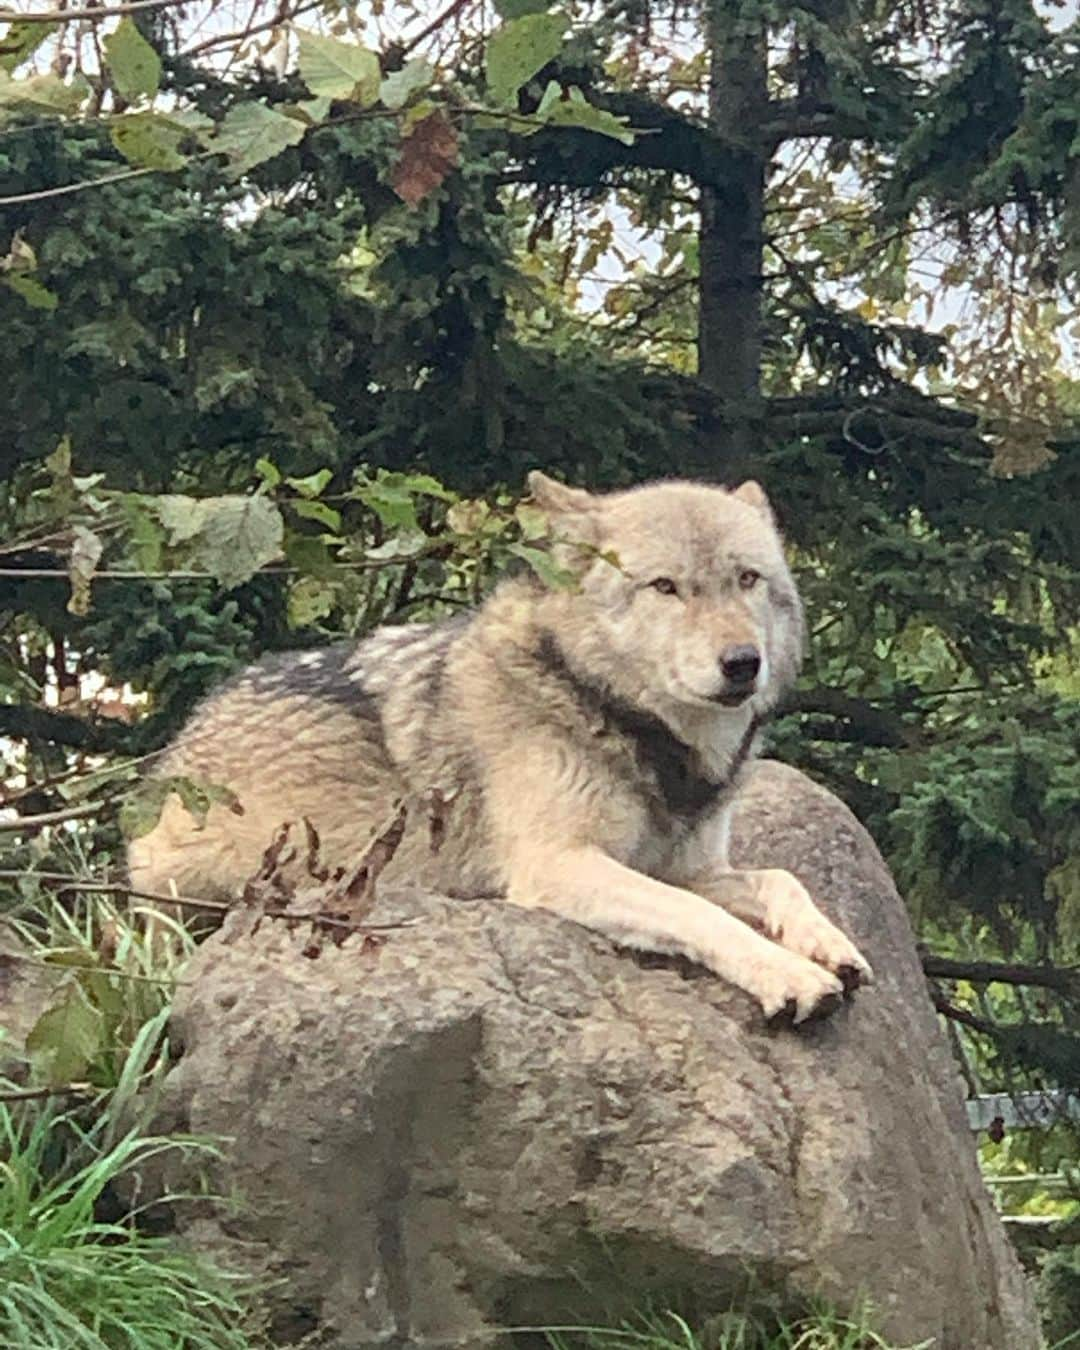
[540,1304,932,1350]
[1,876,261,1349]
[0,1092,259,1349]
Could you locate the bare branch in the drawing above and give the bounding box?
[0,164,156,206]
[922,953,1080,998]
[0,0,189,23]
[0,1081,93,1102]
[0,801,105,832]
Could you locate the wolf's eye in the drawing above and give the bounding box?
[738,569,761,591]
[649,577,679,596]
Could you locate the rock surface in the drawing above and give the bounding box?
[160,761,1040,1348]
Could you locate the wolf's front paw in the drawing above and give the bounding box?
[753,953,844,1027]
[758,869,874,993]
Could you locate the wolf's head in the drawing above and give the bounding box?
[528,472,805,717]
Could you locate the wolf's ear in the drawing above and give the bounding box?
[527,470,600,559]
[528,470,596,518]
[730,480,774,518]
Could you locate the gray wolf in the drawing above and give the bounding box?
[129,473,873,1024]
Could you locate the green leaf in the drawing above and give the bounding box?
[156,494,285,586]
[294,96,332,123]
[119,775,238,840]
[112,112,188,170]
[255,457,282,488]
[105,18,161,101]
[396,471,457,501]
[292,499,341,531]
[285,467,333,498]
[118,778,171,841]
[364,528,428,560]
[0,21,57,75]
[156,493,208,545]
[0,69,87,114]
[4,273,58,310]
[507,541,577,590]
[26,980,105,1085]
[67,524,104,616]
[213,101,306,177]
[355,481,419,529]
[284,532,338,580]
[542,86,634,144]
[514,502,550,540]
[296,29,380,106]
[485,11,568,108]
[194,495,285,587]
[379,58,434,111]
[287,575,336,628]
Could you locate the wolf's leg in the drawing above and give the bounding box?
[688,867,873,993]
[507,848,844,1024]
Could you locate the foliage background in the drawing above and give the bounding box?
[0,0,1078,1336]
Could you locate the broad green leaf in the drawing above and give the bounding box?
[214,101,306,177]
[507,542,578,589]
[288,96,332,124]
[0,20,57,74]
[156,493,208,544]
[356,481,419,529]
[397,472,456,500]
[542,86,634,145]
[104,18,161,102]
[119,495,165,572]
[292,499,341,531]
[287,575,335,628]
[379,57,434,111]
[514,502,550,540]
[255,457,282,487]
[26,980,105,1085]
[118,778,172,840]
[296,29,380,105]
[364,528,429,560]
[285,467,333,498]
[4,273,58,310]
[485,11,568,108]
[112,112,188,170]
[156,493,284,585]
[0,69,87,114]
[119,775,237,839]
[285,532,338,580]
[67,524,103,616]
[194,495,285,587]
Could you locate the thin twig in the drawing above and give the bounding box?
[180,0,322,58]
[0,870,422,933]
[0,0,188,22]
[0,800,105,832]
[0,1082,94,1103]
[399,0,472,58]
[0,164,156,206]
[0,948,184,985]
[1,555,433,579]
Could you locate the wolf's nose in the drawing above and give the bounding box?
[720,645,761,686]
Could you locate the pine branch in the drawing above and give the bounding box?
[0,704,138,755]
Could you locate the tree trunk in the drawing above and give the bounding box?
[698,0,769,471]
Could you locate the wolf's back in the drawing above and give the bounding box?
[126,636,431,902]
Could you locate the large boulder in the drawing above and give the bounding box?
[159,762,1040,1348]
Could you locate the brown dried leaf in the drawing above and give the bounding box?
[391,110,459,208]
[329,800,408,923]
